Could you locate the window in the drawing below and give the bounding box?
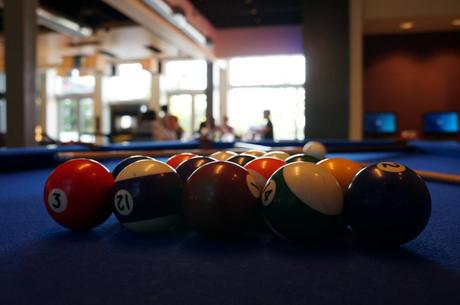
[229,55,305,86]
[228,87,305,140]
[54,75,95,96]
[58,97,94,143]
[164,60,207,91]
[103,63,151,102]
[163,60,208,139]
[168,93,207,138]
[228,55,305,140]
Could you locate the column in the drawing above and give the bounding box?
[303,0,350,139]
[39,72,48,132]
[205,61,214,124]
[219,67,229,123]
[149,72,161,112]
[4,0,38,146]
[349,0,364,140]
[93,71,104,144]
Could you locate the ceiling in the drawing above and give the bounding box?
[39,0,134,30]
[189,0,302,28]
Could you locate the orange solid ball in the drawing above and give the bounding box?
[317,158,363,192]
[166,153,197,168]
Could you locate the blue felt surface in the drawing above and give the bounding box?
[411,140,460,158]
[247,139,397,148]
[97,140,235,151]
[1,151,460,305]
[0,145,90,172]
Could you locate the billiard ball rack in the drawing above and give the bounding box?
[57,143,460,185]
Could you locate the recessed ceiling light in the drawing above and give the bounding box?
[399,21,414,30]
[452,18,460,26]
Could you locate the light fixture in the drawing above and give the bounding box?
[143,0,208,46]
[37,8,92,37]
[70,68,80,78]
[452,18,460,27]
[399,21,414,30]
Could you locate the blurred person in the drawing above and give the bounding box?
[160,104,184,140]
[221,116,235,141]
[168,115,184,140]
[135,110,176,141]
[261,110,274,140]
[134,110,156,140]
[196,117,222,140]
[221,116,234,135]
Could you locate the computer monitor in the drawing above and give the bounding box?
[364,112,397,135]
[423,112,459,135]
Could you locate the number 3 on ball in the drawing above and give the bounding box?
[47,188,67,213]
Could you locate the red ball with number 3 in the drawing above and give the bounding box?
[44,159,114,231]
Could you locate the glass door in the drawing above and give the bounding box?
[168,93,207,139]
[79,98,95,142]
[58,97,94,143]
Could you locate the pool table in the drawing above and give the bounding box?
[1,141,460,305]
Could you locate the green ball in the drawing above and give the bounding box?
[285,153,320,164]
[261,162,343,241]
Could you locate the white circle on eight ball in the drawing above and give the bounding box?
[376,162,406,173]
[48,188,68,213]
[262,180,277,206]
[114,189,134,216]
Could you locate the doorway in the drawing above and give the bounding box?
[58,97,94,143]
[168,93,206,139]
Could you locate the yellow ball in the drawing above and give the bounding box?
[243,150,265,158]
[263,151,290,160]
[317,158,363,192]
[209,151,238,161]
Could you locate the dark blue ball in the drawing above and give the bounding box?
[112,155,154,178]
[344,161,431,246]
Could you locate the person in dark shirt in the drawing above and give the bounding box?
[262,110,274,140]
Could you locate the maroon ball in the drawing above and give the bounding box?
[183,161,261,237]
[227,154,256,167]
[176,156,216,183]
